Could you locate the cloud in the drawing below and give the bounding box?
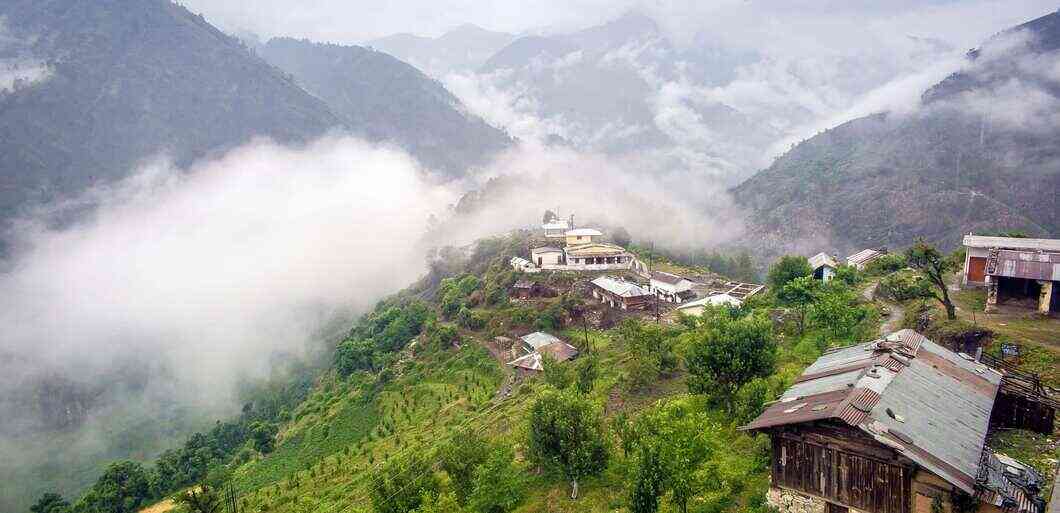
[0,136,456,405]
[0,18,52,93]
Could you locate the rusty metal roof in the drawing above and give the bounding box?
[743,329,1005,495]
[963,235,1060,252]
[651,271,688,285]
[989,249,1060,281]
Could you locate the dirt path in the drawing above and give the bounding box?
[139,498,176,513]
[864,281,905,336]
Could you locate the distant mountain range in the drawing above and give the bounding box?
[258,38,512,176]
[0,0,509,229]
[733,10,1060,256]
[368,23,516,77]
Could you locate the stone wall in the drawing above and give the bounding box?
[768,487,826,513]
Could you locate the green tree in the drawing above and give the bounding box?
[685,314,776,409]
[30,493,70,513]
[617,319,676,391]
[612,226,632,247]
[468,446,526,513]
[176,484,221,513]
[809,284,869,342]
[249,421,276,454]
[335,338,376,375]
[542,353,574,390]
[629,401,716,513]
[767,255,812,291]
[371,453,440,513]
[526,389,609,499]
[439,429,491,505]
[575,354,598,394]
[732,252,757,283]
[906,240,957,320]
[865,253,907,276]
[627,443,665,513]
[777,276,820,335]
[833,265,861,286]
[414,492,465,513]
[75,461,152,513]
[611,411,639,458]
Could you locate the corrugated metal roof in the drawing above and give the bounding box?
[651,271,688,285]
[676,293,741,310]
[520,331,562,350]
[963,235,1060,252]
[591,276,650,298]
[809,252,839,270]
[531,246,563,254]
[990,249,1060,281]
[743,329,1007,496]
[846,248,885,267]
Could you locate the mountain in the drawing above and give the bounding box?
[369,23,516,77]
[468,12,805,180]
[0,0,345,223]
[0,0,510,230]
[732,10,1060,257]
[258,38,512,176]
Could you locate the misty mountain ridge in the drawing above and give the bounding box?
[368,23,517,77]
[0,0,510,231]
[258,38,513,176]
[733,9,1060,256]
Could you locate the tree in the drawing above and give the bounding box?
[439,429,491,505]
[371,453,440,513]
[767,255,812,291]
[611,226,632,247]
[628,401,715,513]
[468,446,526,513]
[177,485,221,513]
[336,338,376,375]
[777,276,820,335]
[611,411,639,458]
[906,240,957,320]
[616,319,676,391]
[542,210,558,224]
[575,354,598,394]
[809,284,869,342]
[526,389,609,499]
[732,252,757,283]
[249,421,276,454]
[414,492,465,513]
[685,314,776,409]
[627,444,665,513]
[75,461,152,513]
[30,493,70,513]
[542,353,574,390]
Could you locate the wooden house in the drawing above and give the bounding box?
[510,279,551,300]
[507,332,579,376]
[590,276,653,310]
[743,330,1047,513]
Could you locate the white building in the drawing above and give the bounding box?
[531,246,565,267]
[675,293,742,316]
[542,220,571,239]
[650,271,695,303]
[808,252,839,282]
[565,228,603,246]
[510,256,538,273]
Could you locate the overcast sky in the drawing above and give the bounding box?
[183,0,1058,49]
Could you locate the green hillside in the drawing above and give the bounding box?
[39,233,1058,513]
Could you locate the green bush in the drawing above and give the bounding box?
[878,270,929,302]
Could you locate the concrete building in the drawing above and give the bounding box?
[650,271,696,303]
[542,219,572,240]
[510,256,538,273]
[809,252,839,282]
[507,331,579,376]
[562,242,634,271]
[744,330,1047,513]
[565,228,603,246]
[531,246,564,267]
[962,235,1060,315]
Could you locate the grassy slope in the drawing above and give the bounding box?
[170,253,1056,513]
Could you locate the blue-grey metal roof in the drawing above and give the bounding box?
[744,329,1007,495]
[520,331,562,351]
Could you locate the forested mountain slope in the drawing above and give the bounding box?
[0,0,343,222]
[258,38,512,176]
[733,10,1060,256]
